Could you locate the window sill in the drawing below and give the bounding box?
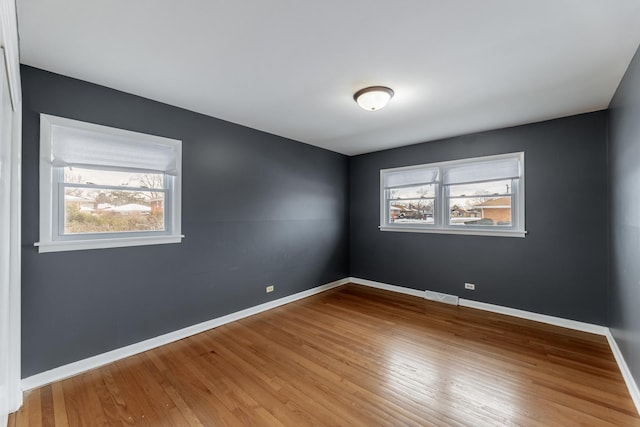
[379,226,526,238]
[35,235,185,253]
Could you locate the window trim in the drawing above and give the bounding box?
[36,114,184,252]
[379,152,526,238]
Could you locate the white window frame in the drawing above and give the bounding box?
[36,114,184,252]
[380,152,526,238]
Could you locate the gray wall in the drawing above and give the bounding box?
[609,45,640,385]
[349,112,608,324]
[21,66,349,377]
[20,62,618,378]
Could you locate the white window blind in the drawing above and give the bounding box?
[384,167,439,188]
[49,124,179,175]
[442,157,520,185]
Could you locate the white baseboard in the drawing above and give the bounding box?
[459,299,608,335]
[349,276,639,415]
[348,277,425,298]
[21,278,349,391]
[349,277,607,334]
[606,330,640,415]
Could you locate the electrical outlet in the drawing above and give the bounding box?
[464,282,475,290]
[266,285,275,293]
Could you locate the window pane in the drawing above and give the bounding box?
[448,179,513,197]
[389,183,435,199]
[448,196,512,226]
[64,167,164,189]
[380,153,524,235]
[389,199,434,224]
[64,187,164,234]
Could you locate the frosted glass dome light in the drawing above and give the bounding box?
[353,86,394,111]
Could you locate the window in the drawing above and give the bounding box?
[380,152,525,237]
[36,114,183,252]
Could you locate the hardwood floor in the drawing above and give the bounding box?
[9,284,640,426]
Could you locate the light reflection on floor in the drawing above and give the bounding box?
[381,336,523,423]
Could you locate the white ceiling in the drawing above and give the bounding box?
[16,1,640,156]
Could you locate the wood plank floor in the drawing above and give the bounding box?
[9,284,640,426]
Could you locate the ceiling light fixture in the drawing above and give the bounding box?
[353,86,394,111]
